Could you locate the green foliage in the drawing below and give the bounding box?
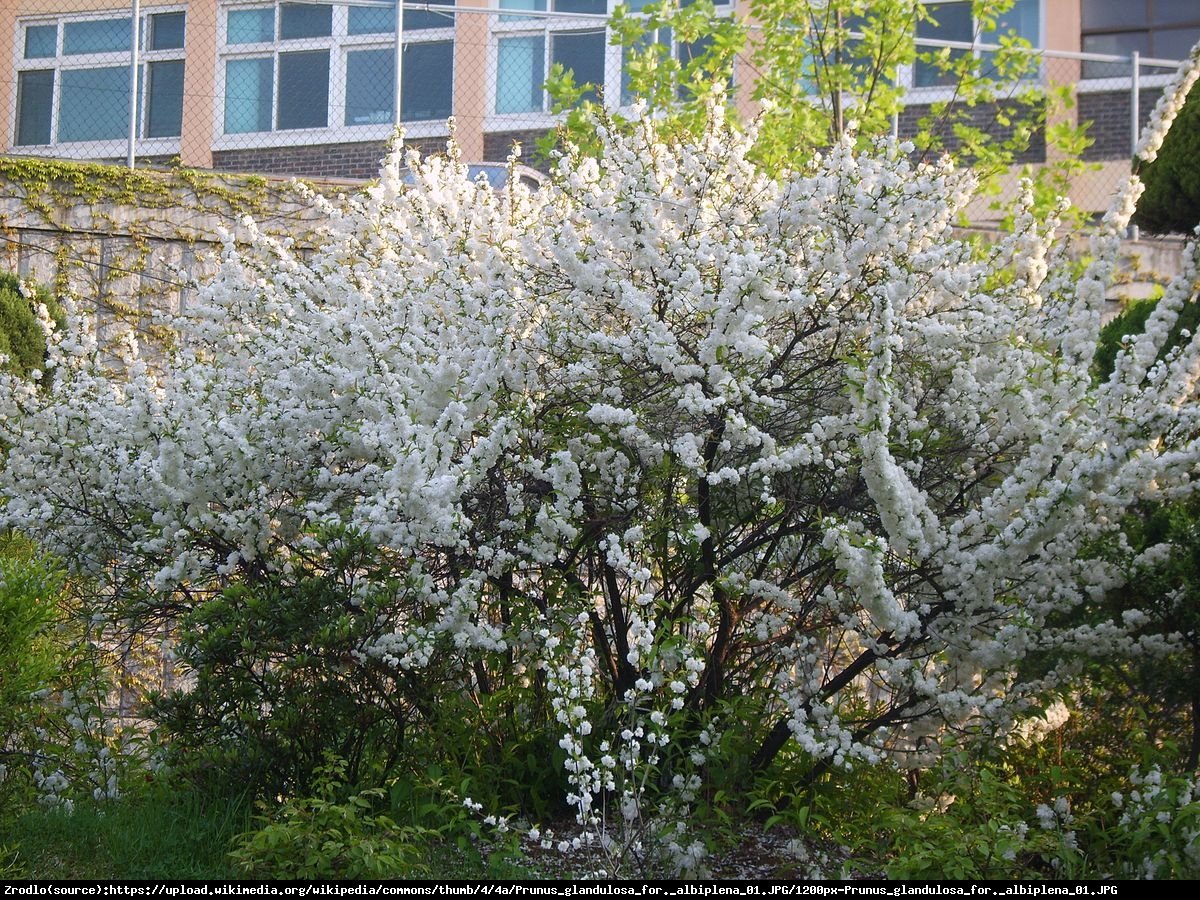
[1093,288,1198,381]
[1089,291,1200,767]
[0,535,67,808]
[415,693,571,822]
[867,748,1069,879]
[813,727,1200,880]
[151,549,419,796]
[0,537,62,735]
[1100,497,1200,768]
[228,757,433,879]
[0,273,61,380]
[150,522,574,814]
[1092,765,1200,879]
[1134,89,1200,235]
[546,0,1088,214]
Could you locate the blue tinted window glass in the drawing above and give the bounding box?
[408,0,456,30]
[278,50,329,129]
[228,9,274,44]
[551,30,605,105]
[499,0,546,22]
[497,35,544,113]
[349,3,395,35]
[346,48,394,125]
[63,17,131,55]
[402,40,453,121]
[16,70,54,145]
[25,25,57,59]
[59,65,129,141]
[147,59,184,137]
[914,1,972,87]
[981,0,1040,78]
[150,12,186,50]
[280,3,332,39]
[224,57,273,133]
[556,0,605,13]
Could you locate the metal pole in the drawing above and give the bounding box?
[1131,50,1140,240]
[127,0,140,168]
[393,0,405,132]
[1131,50,1141,159]
[892,66,900,141]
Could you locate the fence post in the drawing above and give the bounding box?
[1130,49,1140,240]
[127,0,140,169]
[1130,50,1141,157]
[394,1,406,132]
[892,65,900,141]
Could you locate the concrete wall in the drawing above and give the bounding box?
[0,161,329,337]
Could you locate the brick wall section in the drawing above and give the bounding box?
[898,99,1048,165]
[483,128,555,172]
[191,84,1170,179]
[1078,88,1165,161]
[212,137,447,180]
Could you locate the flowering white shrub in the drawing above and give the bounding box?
[1,48,1198,843]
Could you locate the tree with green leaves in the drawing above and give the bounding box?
[549,0,1075,189]
[1089,291,1200,770]
[1134,89,1200,235]
[0,273,61,381]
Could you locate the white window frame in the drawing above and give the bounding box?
[486,0,734,133]
[214,1,456,151]
[9,6,187,159]
[1076,0,1199,91]
[899,0,1046,103]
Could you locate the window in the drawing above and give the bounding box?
[1081,0,1200,78]
[913,0,1040,89]
[494,1,607,115]
[493,0,731,117]
[220,1,455,139]
[12,9,186,150]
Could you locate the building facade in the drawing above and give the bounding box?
[2,1,1198,204]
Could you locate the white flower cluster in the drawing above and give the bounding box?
[2,48,1199,824]
[1111,765,1200,878]
[1135,44,1200,165]
[26,689,122,812]
[1005,697,1071,748]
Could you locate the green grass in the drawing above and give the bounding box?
[0,784,548,880]
[1,784,251,879]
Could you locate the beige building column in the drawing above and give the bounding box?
[2,4,15,157]
[732,0,758,121]
[453,0,489,161]
[1043,0,1082,165]
[180,0,217,168]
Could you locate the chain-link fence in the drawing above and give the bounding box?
[1,1,1195,217]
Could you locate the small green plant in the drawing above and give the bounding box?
[1092,765,1200,878]
[0,273,62,380]
[0,536,67,810]
[1134,87,1200,235]
[1091,287,1198,382]
[872,762,1067,880]
[229,757,434,879]
[0,844,25,879]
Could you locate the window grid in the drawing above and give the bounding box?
[909,0,1042,93]
[217,1,455,143]
[491,0,732,120]
[12,7,188,150]
[1080,0,1200,79]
